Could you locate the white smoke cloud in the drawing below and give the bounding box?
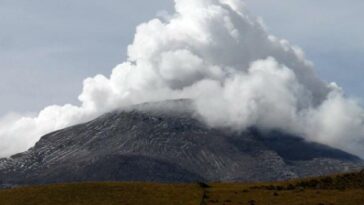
[1,0,364,158]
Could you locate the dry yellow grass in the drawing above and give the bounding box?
[205,184,364,205]
[1,171,364,205]
[0,182,204,205]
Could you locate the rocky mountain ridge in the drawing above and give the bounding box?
[0,100,362,187]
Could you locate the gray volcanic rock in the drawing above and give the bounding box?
[0,100,362,186]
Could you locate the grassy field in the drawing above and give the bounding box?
[205,184,364,205]
[1,171,364,205]
[0,183,204,205]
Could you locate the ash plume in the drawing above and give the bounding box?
[1,0,364,158]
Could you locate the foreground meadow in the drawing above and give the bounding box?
[1,171,364,205]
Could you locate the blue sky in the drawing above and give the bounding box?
[0,0,363,115]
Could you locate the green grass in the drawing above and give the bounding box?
[1,171,364,205]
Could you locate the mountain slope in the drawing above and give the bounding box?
[0,100,362,186]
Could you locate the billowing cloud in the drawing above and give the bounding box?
[1,0,364,158]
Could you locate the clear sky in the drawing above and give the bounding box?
[0,0,363,115]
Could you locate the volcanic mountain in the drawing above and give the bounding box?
[0,100,362,187]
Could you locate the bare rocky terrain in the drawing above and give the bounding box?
[0,100,362,187]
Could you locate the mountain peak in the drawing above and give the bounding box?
[0,100,362,187]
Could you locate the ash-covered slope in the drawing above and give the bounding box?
[0,100,362,186]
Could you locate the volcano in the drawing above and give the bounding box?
[0,100,362,187]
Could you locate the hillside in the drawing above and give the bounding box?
[0,100,362,187]
[1,170,364,205]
